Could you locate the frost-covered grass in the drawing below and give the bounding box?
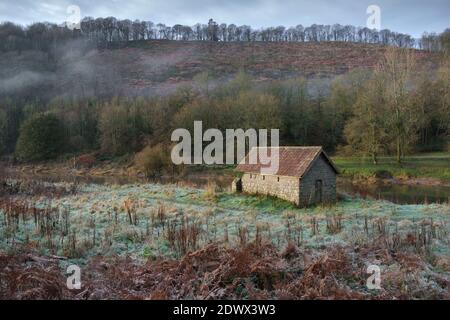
[1,181,449,269]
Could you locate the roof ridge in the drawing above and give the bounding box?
[237,146,336,177]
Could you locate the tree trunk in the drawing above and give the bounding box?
[396,137,402,164]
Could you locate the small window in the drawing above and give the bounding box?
[277,177,280,182]
[250,174,252,179]
[263,176,265,180]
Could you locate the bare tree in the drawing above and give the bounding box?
[377,47,418,163]
[207,19,219,41]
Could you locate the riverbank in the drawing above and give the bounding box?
[3,159,450,205]
[3,152,450,187]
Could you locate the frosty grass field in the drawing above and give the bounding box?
[1,178,450,299]
[1,180,449,265]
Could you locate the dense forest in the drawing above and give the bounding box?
[0,18,449,173]
[0,17,449,52]
[0,48,448,170]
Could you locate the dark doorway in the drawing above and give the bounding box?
[234,178,242,193]
[315,180,323,203]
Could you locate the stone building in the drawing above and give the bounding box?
[233,147,338,206]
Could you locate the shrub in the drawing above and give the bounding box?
[15,113,66,161]
[72,154,96,168]
[373,170,393,179]
[135,144,177,178]
[203,181,219,201]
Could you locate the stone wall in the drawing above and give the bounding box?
[241,173,300,205]
[299,154,336,206]
[238,154,337,207]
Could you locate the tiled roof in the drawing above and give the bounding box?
[235,146,338,177]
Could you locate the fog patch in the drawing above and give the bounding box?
[0,71,56,94]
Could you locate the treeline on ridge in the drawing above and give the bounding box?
[0,17,449,53]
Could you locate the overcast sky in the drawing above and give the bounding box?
[0,0,448,37]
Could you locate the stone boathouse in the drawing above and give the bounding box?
[233,147,339,206]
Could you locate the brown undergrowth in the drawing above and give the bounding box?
[1,240,449,300]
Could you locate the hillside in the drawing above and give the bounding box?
[0,40,440,99]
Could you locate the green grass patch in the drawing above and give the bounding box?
[218,192,296,212]
[333,152,450,181]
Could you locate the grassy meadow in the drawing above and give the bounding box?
[333,152,450,181]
